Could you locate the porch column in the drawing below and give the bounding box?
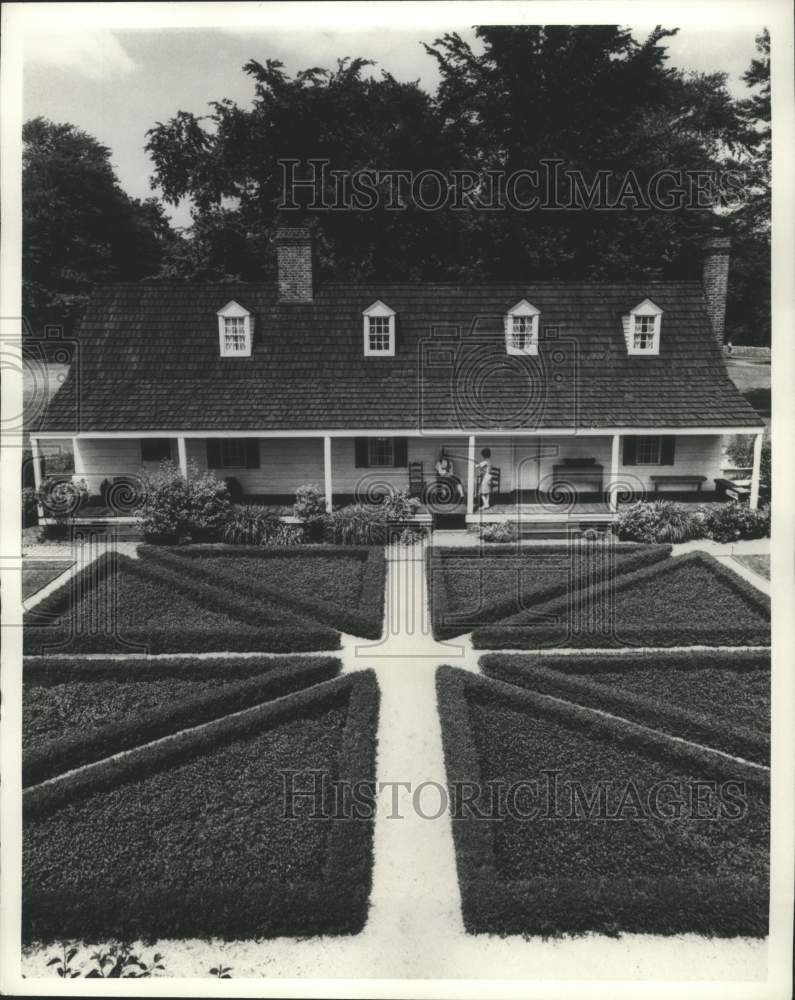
[608,433,620,513]
[466,434,476,515]
[323,436,333,513]
[30,436,44,490]
[177,436,188,479]
[749,431,763,510]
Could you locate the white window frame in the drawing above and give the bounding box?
[217,300,253,357]
[220,438,248,468]
[363,301,396,357]
[367,437,395,467]
[627,299,662,355]
[635,435,663,465]
[505,300,540,356]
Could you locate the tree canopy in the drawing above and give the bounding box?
[23,117,176,335]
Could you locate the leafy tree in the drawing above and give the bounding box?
[23,117,175,334]
[724,29,770,345]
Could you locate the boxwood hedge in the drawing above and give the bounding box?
[480,651,769,765]
[472,552,771,649]
[437,666,769,938]
[23,670,379,942]
[428,543,672,640]
[23,553,339,654]
[138,544,386,639]
[24,656,341,786]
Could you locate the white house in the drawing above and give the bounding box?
[28,229,765,528]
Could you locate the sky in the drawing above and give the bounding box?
[22,19,765,229]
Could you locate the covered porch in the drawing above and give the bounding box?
[29,426,765,527]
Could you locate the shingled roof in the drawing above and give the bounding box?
[35,280,763,433]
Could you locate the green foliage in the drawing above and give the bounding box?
[700,501,770,543]
[325,504,388,545]
[726,435,771,493]
[137,460,231,543]
[437,666,769,937]
[222,503,282,545]
[209,961,233,979]
[613,501,706,543]
[23,117,175,334]
[23,673,379,942]
[46,943,80,978]
[293,484,327,541]
[480,521,518,543]
[85,945,164,978]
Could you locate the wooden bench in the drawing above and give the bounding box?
[714,477,751,501]
[650,474,707,493]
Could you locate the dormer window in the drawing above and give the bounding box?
[363,301,396,357]
[217,300,253,357]
[626,299,662,355]
[505,300,540,356]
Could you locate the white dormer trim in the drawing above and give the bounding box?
[363,300,396,357]
[217,300,253,357]
[626,298,662,355]
[505,299,540,356]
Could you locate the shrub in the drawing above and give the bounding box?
[481,521,518,543]
[325,504,388,545]
[381,488,421,522]
[726,436,771,495]
[137,461,230,544]
[266,522,304,546]
[699,501,770,543]
[293,483,326,535]
[222,504,281,545]
[22,486,39,528]
[613,501,705,543]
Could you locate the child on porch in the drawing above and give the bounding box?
[477,448,493,510]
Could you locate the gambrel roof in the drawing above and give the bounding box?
[33,280,763,432]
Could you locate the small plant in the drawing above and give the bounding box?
[613,501,705,544]
[699,501,770,543]
[265,522,304,546]
[381,488,421,522]
[326,504,388,545]
[85,943,164,978]
[481,521,518,543]
[223,504,281,545]
[209,961,233,979]
[46,943,81,978]
[293,483,327,541]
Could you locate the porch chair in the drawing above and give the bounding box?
[408,462,425,500]
[489,466,501,499]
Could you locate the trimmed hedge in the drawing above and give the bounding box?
[22,560,74,600]
[472,551,771,649]
[139,544,386,640]
[23,553,339,654]
[23,670,380,942]
[437,666,769,937]
[480,652,769,765]
[428,543,673,640]
[24,656,341,786]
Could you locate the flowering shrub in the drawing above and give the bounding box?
[137,461,230,544]
[699,502,770,543]
[613,501,705,544]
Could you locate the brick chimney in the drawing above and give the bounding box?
[274,228,313,302]
[702,235,731,346]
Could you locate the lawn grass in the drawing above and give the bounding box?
[480,650,769,764]
[428,543,672,640]
[472,552,770,649]
[734,554,770,580]
[437,666,769,937]
[139,544,386,639]
[23,656,341,784]
[22,560,74,600]
[23,670,379,942]
[23,554,339,654]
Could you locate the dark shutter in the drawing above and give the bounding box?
[206,439,222,468]
[393,437,408,467]
[622,437,637,466]
[660,436,676,465]
[246,438,260,469]
[354,437,369,468]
